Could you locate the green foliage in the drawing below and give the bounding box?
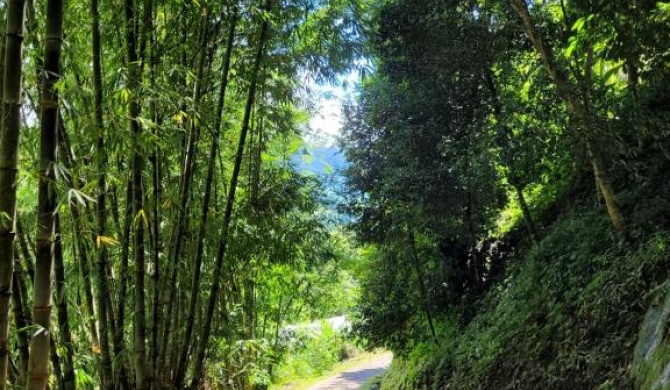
[207,338,275,389]
[378,211,670,389]
[273,321,361,385]
[1,0,368,385]
[342,0,670,387]
[361,373,385,390]
[5,0,670,386]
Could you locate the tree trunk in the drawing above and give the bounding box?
[149,157,160,389]
[0,0,26,385]
[16,220,35,284]
[483,72,538,244]
[148,9,161,387]
[124,0,147,385]
[49,334,63,390]
[407,227,437,344]
[160,16,212,377]
[114,172,133,390]
[26,0,64,386]
[132,155,146,390]
[590,150,625,235]
[509,0,626,240]
[132,119,147,390]
[190,1,272,385]
[513,184,538,244]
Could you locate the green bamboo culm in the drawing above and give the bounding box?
[173,7,239,387]
[189,0,272,385]
[26,0,64,387]
[0,0,26,387]
[123,0,147,385]
[90,0,115,387]
[11,251,30,385]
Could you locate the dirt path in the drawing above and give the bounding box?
[307,352,393,390]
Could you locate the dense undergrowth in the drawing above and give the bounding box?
[352,85,670,389]
[371,166,670,390]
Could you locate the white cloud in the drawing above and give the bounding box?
[305,72,358,147]
[309,99,343,146]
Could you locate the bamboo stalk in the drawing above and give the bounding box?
[26,0,64,386]
[190,1,272,384]
[0,0,26,385]
[174,7,239,386]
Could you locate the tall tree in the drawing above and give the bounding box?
[91,0,114,386]
[160,10,212,379]
[174,6,239,387]
[11,250,30,385]
[124,0,147,383]
[508,0,626,239]
[53,216,75,390]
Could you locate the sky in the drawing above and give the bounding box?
[305,72,358,147]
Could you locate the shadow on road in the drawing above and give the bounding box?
[307,353,393,390]
[340,367,388,382]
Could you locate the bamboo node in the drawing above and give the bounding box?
[5,32,24,40]
[41,99,60,110]
[45,33,63,42]
[33,305,52,313]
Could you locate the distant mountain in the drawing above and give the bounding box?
[294,144,351,224]
[296,145,348,177]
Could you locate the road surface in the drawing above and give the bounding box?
[307,352,393,390]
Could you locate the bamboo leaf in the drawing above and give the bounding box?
[134,209,150,229]
[18,324,41,334]
[96,235,120,248]
[572,18,584,32]
[68,188,96,207]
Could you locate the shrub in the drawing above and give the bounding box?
[272,321,360,385]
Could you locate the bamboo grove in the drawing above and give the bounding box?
[0,0,364,388]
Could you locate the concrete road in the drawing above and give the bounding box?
[306,353,393,390]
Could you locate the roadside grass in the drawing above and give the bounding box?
[360,372,385,390]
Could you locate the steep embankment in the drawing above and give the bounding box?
[376,197,670,389]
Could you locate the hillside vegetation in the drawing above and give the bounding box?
[340,0,670,388]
